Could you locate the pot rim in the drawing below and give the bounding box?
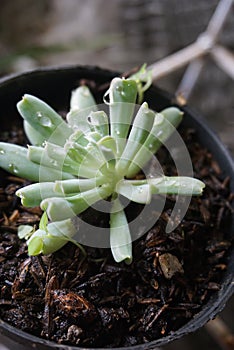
[0,64,233,350]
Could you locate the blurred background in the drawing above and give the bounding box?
[0,0,233,151]
[0,0,233,349]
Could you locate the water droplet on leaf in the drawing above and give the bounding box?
[36,112,53,128]
[49,159,58,167]
[0,148,5,154]
[156,130,163,138]
[8,163,19,174]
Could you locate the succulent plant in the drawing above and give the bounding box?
[0,68,205,263]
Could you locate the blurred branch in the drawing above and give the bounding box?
[149,0,234,96]
[0,33,122,71]
[149,40,209,80]
[206,0,233,39]
[176,59,205,100]
[211,46,234,79]
[205,316,234,350]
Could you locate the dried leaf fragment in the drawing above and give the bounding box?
[159,253,184,279]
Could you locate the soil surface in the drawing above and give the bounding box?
[0,125,233,348]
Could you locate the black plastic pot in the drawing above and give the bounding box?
[0,66,233,350]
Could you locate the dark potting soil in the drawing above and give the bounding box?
[0,126,233,348]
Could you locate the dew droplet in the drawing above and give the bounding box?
[0,148,5,155]
[115,129,120,136]
[156,130,163,138]
[115,85,122,92]
[149,144,153,149]
[138,187,143,193]
[49,159,58,167]
[36,112,53,128]
[8,163,19,174]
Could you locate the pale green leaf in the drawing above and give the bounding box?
[0,142,73,182]
[23,121,45,146]
[88,110,109,137]
[54,177,105,195]
[106,78,138,155]
[70,85,97,110]
[116,102,155,175]
[126,107,183,178]
[17,94,72,146]
[110,198,132,263]
[18,225,34,239]
[149,176,205,196]
[116,180,151,204]
[39,212,48,231]
[41,185,112,221]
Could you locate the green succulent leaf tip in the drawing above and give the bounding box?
[0,65,205,263]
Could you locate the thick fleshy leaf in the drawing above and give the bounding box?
[26,218,82,256]
[66,108,94,133]
[110,198,132,263]
[0,142,73,182]
[26,228,67,256]
[124,176,205,196]
[106,78,138,155]
[66,129,89,147]
[88,111,109,137]
[54,177,105,195]
[65,131,105,167]
[45,142,79,174]
[39,212,48,230]
[116,102,155,175]
[18,225,34,240]
[97,136,117,170]
[41,185,112,221]
[67,86,98,131]
[16,182,67,207]
[24,213,78,255]
[27,232,44,255]
[23,121,45,146]
[126,107,183,178]
[17,94,72,146]
[48,220,86,256]
[28,144,80,176]
[70,85,97,110]
[149,176,205,195]
[116,180,151,204]
[47,219,76,239]
[16,178,106,208]
[86,131,102,143]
